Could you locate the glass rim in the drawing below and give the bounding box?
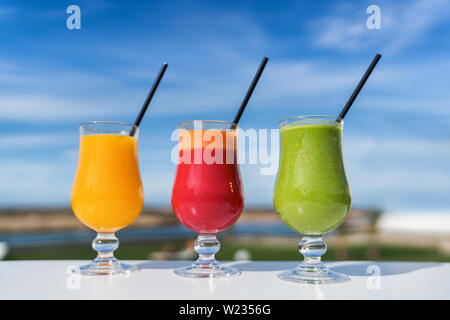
[79,121,138,130]
[178,120,238,129]
[279,115,342,126]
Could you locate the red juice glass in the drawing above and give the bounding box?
[171,120,244,278]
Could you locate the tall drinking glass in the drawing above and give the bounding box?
[171,120,244,278]
[71,121,144,275]
[273,115,352,284]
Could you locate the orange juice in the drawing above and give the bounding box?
[71,134,144,232]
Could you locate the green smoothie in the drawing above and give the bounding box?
[273,120,351,235]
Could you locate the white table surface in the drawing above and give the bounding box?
[0,260,448,300]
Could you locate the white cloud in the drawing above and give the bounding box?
[363,97,450,116]
[3,55,446,121]
[344,134,450,157]
[314,17,367,49]
[0,133,75,149]
[343,134,450,209]
[255,59,369,99]
[0,62,120,91]
[312,0,450,53]
[0,94,135,122]
[0,159,74,205]
[248,55,450,119]
[0,58,145,122]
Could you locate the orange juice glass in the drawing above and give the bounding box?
[71,121,144,275]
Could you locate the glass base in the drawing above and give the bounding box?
[74,259,140,276]
[174,262,240,279]
[278,265,350,284]
[173,233,241,279]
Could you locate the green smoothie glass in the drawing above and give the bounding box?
[274,115,352,284]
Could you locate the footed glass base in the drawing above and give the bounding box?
[173,233,240,279]
[278,265,349,284]
[278,235,350,284]
[72,233,139,276]
[174,261,240,279]
[75,258,139,276]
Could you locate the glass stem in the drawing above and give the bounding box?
[193,233,220,268]
[297,235,327,273]
[92,233,119,266]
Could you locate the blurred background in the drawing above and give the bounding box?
[0,0,449,262]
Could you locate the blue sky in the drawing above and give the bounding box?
[0,0,449,211]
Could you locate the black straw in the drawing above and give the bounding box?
[336,53,381,123]
[231,57,269,129]
[130,62,168,135]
